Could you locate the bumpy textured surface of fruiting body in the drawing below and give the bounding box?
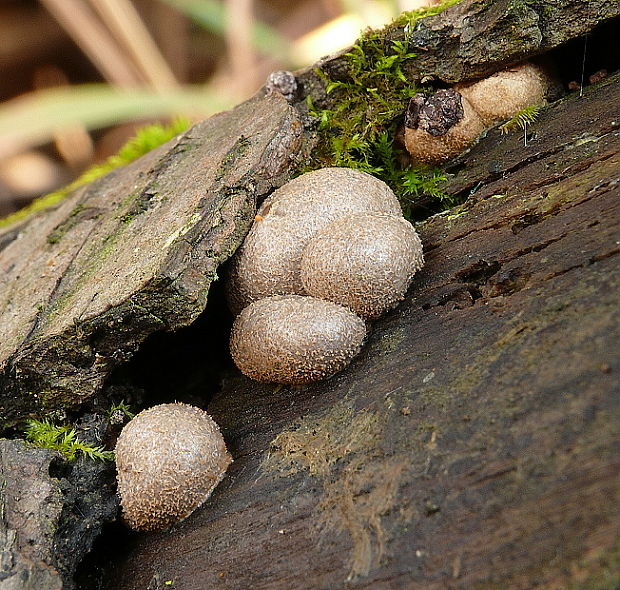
[404,90,484,164]
[226,167,402,314]
[229,294,367,384]
[301,214,424,319]
[115,403,232,531]
[455,62,551,126]
[265,70,298,102]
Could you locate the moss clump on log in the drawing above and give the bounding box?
[302,2,462,216]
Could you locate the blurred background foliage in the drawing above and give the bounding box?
[0,0,436,217]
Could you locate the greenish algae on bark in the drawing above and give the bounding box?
[0,94,306,426]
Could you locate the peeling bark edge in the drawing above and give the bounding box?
[0,95,306,425]
[295,0,620,104]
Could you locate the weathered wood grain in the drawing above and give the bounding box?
[0,441,63,590]
[105,74,620,590]
[0,94,305,425]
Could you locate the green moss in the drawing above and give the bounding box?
[305,0,463,218]
[95,230,122,263]
[0,191,68,230]
[498,104,541,134]
[393,0,463,26]
[376,326,406,355]
[0,118,191,230]
[44,289,74,322]
[215,136,252,181]
[24,418,114,461]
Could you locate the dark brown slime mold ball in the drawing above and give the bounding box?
[230,294,367,384]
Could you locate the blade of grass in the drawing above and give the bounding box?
[0,84,233,159]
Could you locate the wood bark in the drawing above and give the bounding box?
[0,94,305,425]
[0,419,117,590]
[0,441,63,590]
[1,0,618,427]
[0,1,618,589]
[106,73,620,590]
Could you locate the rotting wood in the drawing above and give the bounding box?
[106,73,620,590]
[0,1,618,587]
[0,441,64,590]
[1,0,618,427]
[0,94,305,425]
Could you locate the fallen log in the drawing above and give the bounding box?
[0,95,305,425]
[0,1,618,589]
[103,71,620,590]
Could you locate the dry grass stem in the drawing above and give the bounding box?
[39,0,143,87]
[226,0,258,96]
[88,0,180,91]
